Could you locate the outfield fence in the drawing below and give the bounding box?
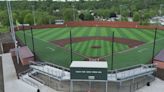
[15,21,164,31]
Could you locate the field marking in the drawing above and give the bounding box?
[22,32,89,58]
[46,47,55,51]
[101,37,164,59]
[138,48,148,53]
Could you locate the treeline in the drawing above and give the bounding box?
[0,0,164,26]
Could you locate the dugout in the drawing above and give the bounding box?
[154,50,164,69]
[10,46,34,65]
[70,61,108,92]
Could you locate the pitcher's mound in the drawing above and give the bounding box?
[91,45,101,49]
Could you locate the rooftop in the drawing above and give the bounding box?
[70,61,108,68]
[18,46,34,59]
[154,50,164,62]
[0,32,14,43]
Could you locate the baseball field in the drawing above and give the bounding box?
[16,26,164,70]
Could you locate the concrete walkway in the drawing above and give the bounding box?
[136,78,164,92]
[1,53,59,92]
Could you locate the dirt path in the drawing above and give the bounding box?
[51,36,144,48]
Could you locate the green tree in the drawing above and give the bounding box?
[96,9,110,18]
[0,11,9,26]
[84,13,94,20]
[133,12,140,22]
[62,8,74,21]
[24,13,33,25]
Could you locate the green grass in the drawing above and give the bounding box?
[16,27,164,70]
[65,40,129,57]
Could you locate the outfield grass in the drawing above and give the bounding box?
[16,27,164,70]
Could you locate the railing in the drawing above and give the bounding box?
[20,76,39,88]
[30,65,67,80]
[29,73,45,84]
[108,64,156,81]
[18,68,33,77]
[31,61,70,72]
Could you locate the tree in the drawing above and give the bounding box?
[0,11,9,26]
[110,12,117,18]
[96,9,110,18]
[133,12,140,22]
[84,13,94,20]
[62,8,74,21]
[79,13,85,20]
[24,13,33,25]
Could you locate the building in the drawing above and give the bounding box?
[0,33,15,53]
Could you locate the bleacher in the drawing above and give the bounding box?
[19,62,156,83]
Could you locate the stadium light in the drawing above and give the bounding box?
[32,4,36,25]
[72,4,75,21]
[0,33,3,53]
[119,4,128,20]
[159,4,164,16]
[6,1,19,64]
[22,24,27,45]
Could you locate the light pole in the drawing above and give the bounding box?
[6,1,19,64]
[72,4,75,21]
[0,33,3,53]
[32,4,36,25]
[119,4,128,20]
[160,4,164,16]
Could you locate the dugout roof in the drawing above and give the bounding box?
[18,46,34,59]
[70,61,108,68]
[154,50,164,62]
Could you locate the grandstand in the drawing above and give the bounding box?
[17,61,156,92]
